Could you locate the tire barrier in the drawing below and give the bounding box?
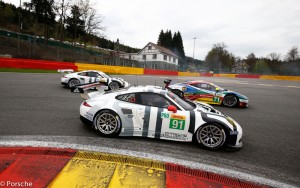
[75,63,144,75]
[144,68,178,76]
[0,58,77,71]
[1,57,299,81]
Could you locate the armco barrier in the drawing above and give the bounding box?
[76,63,144,75]
[235,74,260,78]
[260,75,300,81]
[178,72,200,77]
[0,58,77,71]
[214,73,237,78]
[199,73,213,77]
[144,69,178,76]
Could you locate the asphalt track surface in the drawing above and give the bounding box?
[0,72,299,187]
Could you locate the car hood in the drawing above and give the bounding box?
[193,101,224,116]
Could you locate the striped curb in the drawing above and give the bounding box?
[0,147,269,188]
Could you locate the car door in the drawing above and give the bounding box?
[137,92,191,141]
[190,83,215,102]
[86,71,99,83]
[77,71,90,84]
[116,93,144,136]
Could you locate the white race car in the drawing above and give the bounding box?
[73,84,243,150]
[59,70,129,90]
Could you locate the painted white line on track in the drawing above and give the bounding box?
[286,86,300,89]
[258,84,273,86]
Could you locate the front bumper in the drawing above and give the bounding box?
[239,99,248,108]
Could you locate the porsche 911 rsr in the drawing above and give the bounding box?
[167,80,248,108]
[73,85,243,150]
[59,69,129,90]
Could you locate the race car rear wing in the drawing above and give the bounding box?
[70,78,109,100]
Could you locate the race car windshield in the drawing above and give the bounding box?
[167,91,195,111]
[101,73,111,78]
[212,83,224,91]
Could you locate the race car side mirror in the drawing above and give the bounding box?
[167,105,177,113]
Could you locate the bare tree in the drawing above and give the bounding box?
[285,46,299,62]
[79,0,105,47]
[54,0,71,44]
[268,52,281,61]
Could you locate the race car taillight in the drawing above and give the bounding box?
[83,101,91,107]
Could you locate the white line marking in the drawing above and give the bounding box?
[286,86,300,89]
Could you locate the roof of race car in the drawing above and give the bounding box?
[183,80,212,85]
[79,70,105,74]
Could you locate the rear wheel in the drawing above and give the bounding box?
[109,82,120,90]
[93,110,121,137]
[222,94,238,107]
[195,123,226,150]
[68,79,80,88]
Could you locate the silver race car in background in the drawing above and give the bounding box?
[59,69,129,90]
[72,84,243,150]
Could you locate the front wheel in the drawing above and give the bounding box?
[195,123,226,150]
[109,82,120,90]
[222,94,238,107]
[93,110,122,137]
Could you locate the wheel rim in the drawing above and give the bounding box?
[224,95,237,107]
[198,125,224,148]
[69,79,80,87]
[109,82,119,90]
[96,113,118,134]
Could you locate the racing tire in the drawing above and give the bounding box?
[195,123,226,150]
[108,82,120,90]
[93,110,122,137]
[172,89,184,98]
[68,79,80,88]
[222,94,238,107]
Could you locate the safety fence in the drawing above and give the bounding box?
[1,57,300,81]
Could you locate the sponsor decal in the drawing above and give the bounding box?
[161,112,170,118]
[169,114,186,130]
[213,96,220,102]
[161,132,187,141]
[84,112,93,121]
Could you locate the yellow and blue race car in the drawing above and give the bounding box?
[167,80,248,108]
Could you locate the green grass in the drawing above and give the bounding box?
[0,68,58,73]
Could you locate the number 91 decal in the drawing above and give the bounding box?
[169,114,186,130]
